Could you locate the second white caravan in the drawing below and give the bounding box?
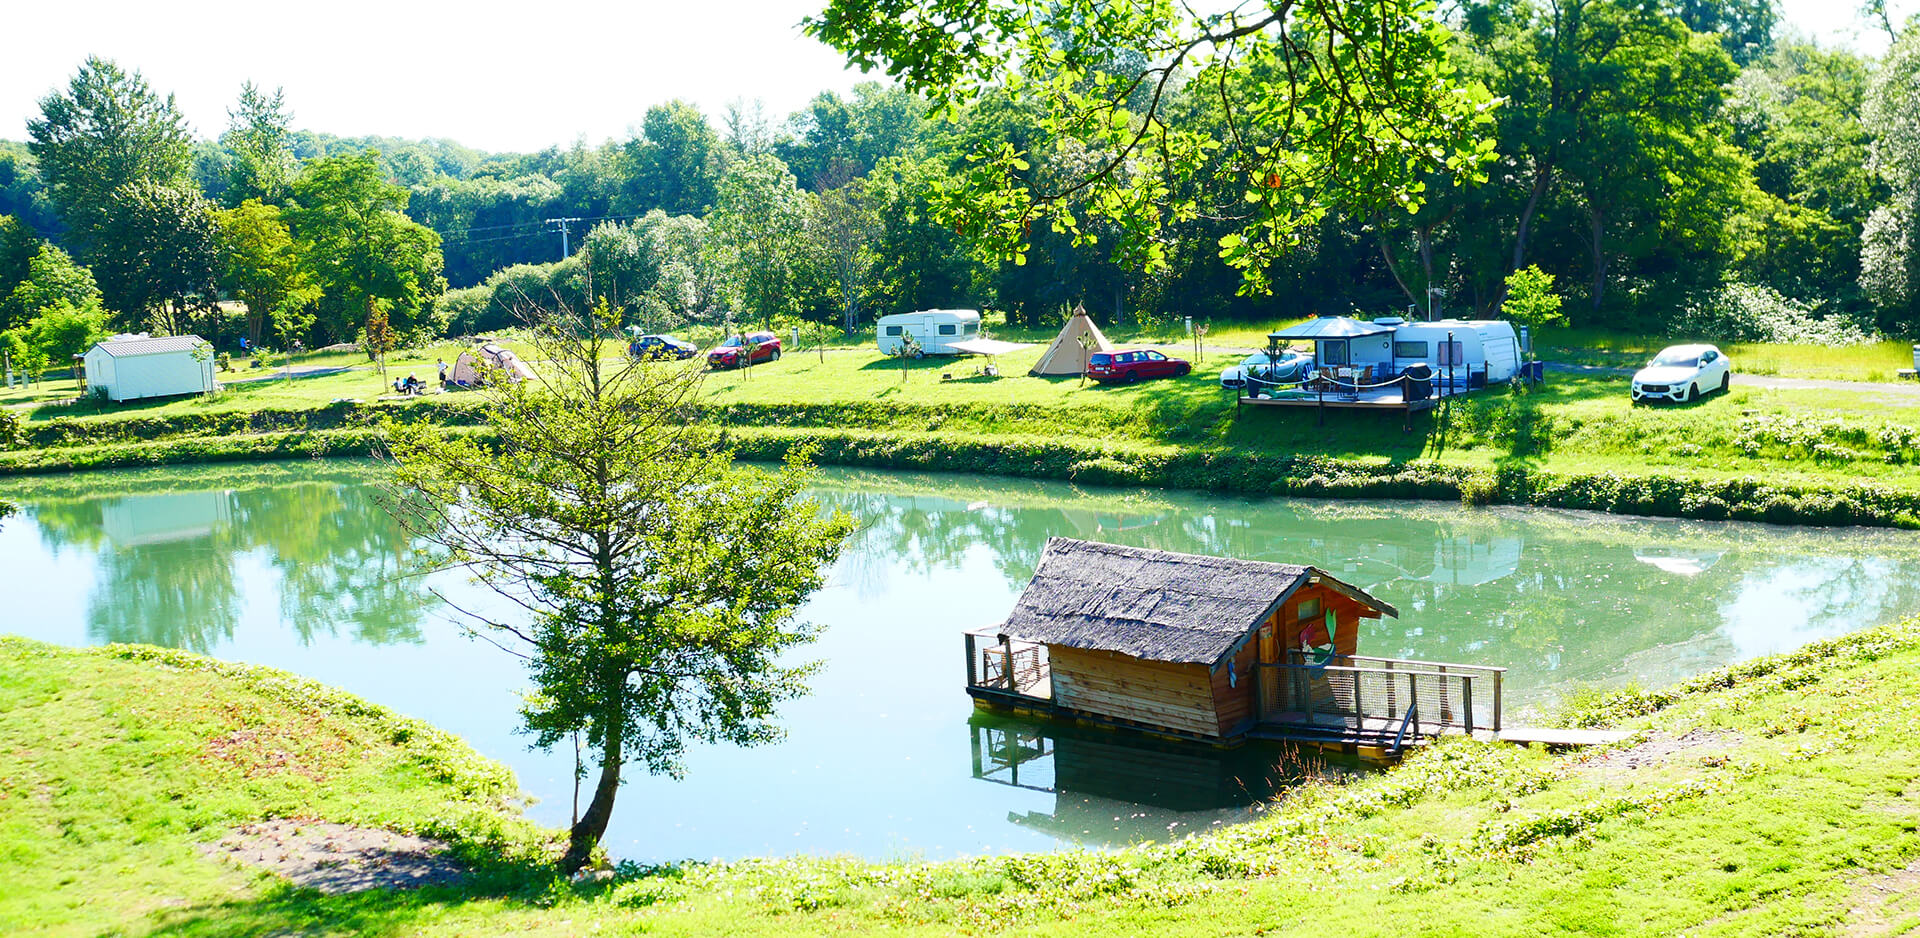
[876,309,983,356]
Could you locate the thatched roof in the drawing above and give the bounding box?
[1000,538,1396,666]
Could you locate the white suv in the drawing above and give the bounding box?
[1631,344,1731,404]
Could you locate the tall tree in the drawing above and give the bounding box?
[26,58,192,253]
[577,220,659,323]
[222,82,298,206]
[810,172,883,333]
[288,153,447,343]
[385,301,853,872]
[4,243,100,329]
[1861,29,1920,326]
[0,215,43,330]
[616,102,727,217]
[214,199,316,347]
[1725,42,1876,301]
[806,0,1496,293]
[92,179,221,334]
[709,154,810,327]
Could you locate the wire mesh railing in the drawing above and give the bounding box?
[1256,658,1502,735]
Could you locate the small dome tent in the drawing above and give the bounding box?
[449,343,534,387]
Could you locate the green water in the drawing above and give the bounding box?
[5,460,1917,863]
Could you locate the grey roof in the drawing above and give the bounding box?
[1270,317,1393,340]
[92,335,208,358]
[1000,538,1397,666]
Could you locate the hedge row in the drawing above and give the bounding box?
[6,417,1918,529]
[8,399,488,450]
[0,429,387,475]
[723,427,1920,529]
[9,398,1154,451]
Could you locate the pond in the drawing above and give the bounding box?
[4,460,1919,864]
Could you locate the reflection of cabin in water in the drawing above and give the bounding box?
[100,491,233,547]
[967,537,1548,756]
[969,718,1320,846]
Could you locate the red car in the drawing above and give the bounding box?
[1086,348,1191,384]
[706,331,782,369]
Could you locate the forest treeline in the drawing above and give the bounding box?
[1,0,1918,374]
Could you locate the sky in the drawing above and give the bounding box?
[2,0,1915,156]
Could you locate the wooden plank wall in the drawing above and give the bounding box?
[1049,646,1221,737]
[1210,640,1259,735]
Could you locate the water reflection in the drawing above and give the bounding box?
[21,470,434,652]
[969,715,1343,847]
[6,462,1920,862]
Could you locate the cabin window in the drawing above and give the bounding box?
[1321,340,1350,366]
[1394,340,1428,358]
[938,324,958,336]
[1436,341,1465,365]
[964,322,978,334]
[884,325,903,337]
[1296,597,1321,621]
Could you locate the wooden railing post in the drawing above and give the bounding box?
[1462,676,1476,736]
[1493,670,1503,733]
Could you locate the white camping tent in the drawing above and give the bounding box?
[1029,310,1114,376]
[449,343,534,386]
[82,334,215,402]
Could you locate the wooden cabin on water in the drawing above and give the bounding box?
[966,538,1598,756]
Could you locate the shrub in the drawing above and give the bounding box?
[1672,283,1879,345]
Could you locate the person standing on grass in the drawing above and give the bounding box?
[437,359,447,386]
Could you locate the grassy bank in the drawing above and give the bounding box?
[8,618,1920,936]
[5,341,1920,526]
[0,637,552,937]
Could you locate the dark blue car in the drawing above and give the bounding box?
[628,334,698,360]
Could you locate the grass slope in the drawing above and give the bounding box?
[0,639,550,938]
[7,620,1920,936]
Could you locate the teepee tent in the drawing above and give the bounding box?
[1029,308,1114,376]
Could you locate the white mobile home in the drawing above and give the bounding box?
[876,309,982,356]
[82,334,215,402]
[1385,319,1521,388]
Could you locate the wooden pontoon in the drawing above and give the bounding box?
[966,538,1618,759]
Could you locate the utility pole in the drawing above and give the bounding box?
[544,216,583,260]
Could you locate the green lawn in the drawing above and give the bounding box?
[7,619,1920,937]
[700,345,1920,492]
[1539,327,1918,382]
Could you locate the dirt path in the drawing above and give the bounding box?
[203,819,466,895]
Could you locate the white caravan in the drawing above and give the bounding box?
[876,309,983,356]
[1374,318,1521,389]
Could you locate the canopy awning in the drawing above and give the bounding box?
[949,338,1033,356]
[1269,317,1394,340]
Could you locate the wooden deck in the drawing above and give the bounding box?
[963,630,1628,760]
[1237,381,1477,427]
